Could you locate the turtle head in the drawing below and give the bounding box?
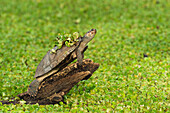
[82,29,97,44]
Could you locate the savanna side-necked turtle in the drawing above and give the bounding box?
[28,29,97,97]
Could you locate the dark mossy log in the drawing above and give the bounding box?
[1,59,99,105]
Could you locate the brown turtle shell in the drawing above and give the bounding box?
[34,44,79,78]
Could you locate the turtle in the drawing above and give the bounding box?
[27,29,97,97]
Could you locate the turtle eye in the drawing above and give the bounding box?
[91,29,97,33]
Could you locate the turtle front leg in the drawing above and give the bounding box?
[76,48,83,67]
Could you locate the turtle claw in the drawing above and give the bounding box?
[77,62,83,69]
[27,79,40,97]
